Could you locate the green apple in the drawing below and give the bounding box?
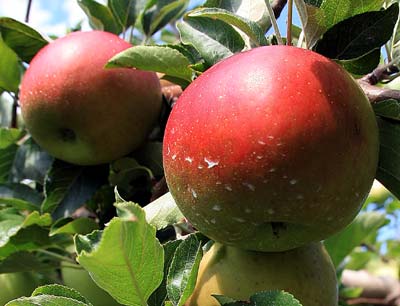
[61,266,121,306]
[20,30,162,165]
[186,242,337,306]
[163,45,379,252]
[0,272,41,305]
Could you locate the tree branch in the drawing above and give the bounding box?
[357,79,400,104]
[357,63,400,104]
[341,270,400,306]
[25,0,33,23]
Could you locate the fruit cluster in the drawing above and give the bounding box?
[18,31,379,305]
[163,46,379,305]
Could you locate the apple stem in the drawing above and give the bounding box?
[287,0,293,46]
[265,0,284,45]
[25,0,33,23]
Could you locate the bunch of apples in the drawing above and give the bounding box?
[19,31,379,305]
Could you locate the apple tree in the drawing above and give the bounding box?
[0,0,400,305]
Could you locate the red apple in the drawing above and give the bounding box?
[163,46,379,252]
[20,31,162,165]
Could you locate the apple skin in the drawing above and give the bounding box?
[0,272,41,305]
[20,31,162,165]
[163,46,379,252]
[186,242,337,306]
[61,267,121,306]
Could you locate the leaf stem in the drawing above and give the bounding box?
[37,249,77,264]
[287,0,293,46]
[25,0,33,23]
[265,0,284,45]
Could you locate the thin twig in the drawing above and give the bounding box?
[287,0,293,46]
[265,0,284,44]
[25,0,33,23]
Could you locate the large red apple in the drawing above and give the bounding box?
[163,46,379,252]
[20,31,162,165]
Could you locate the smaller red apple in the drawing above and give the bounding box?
[20,31,162,165]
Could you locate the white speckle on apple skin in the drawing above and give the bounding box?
[267,208,275,214]
[212,204,222,211]
[204,157,219,168]
[190,188,197,198]
[242,182,255,191]
[233,217,246,223]
[185,157,193,163]
[211,218,217,224]
[172,154,177,160]
[290,179,298,185]
[245,208,252,213]
[269,168,276,172]
[258,140,266,145]
[225,184,233,191]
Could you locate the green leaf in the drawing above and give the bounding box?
[41,160,108,217]
[109,157,153,202]
[339,49,380,76]
[31,284,91,303]
[321,0,385,30]
[373,99,400,120]
[0,144,18,183]
[77,0,122,34]
[108,0,147,30]
[166,234,203,306]
[187,7,267,46]
[376,117,400,198]
[0,182,43,209]
[134,142,163,178]
[144,192,184,230]
[0,251,59,273]
[142,0,189,36]
[0,224,51,260]
[0,17,49,63]
[148,240,183,306]
[295,0,386,49]
[324,212,388,267]
[214,290,302,306]
[107,45,194,81]
[11,137,54,184]
[177,17,245,66]
[6,284,92,305]
[339,287,363,299]
[41,160,83,214]
[0,35,21,93]
[0,128,25,149]
[50,217,99,236]
[203,0,271,33]
[314,4,399,60]
[75,202,164,306]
